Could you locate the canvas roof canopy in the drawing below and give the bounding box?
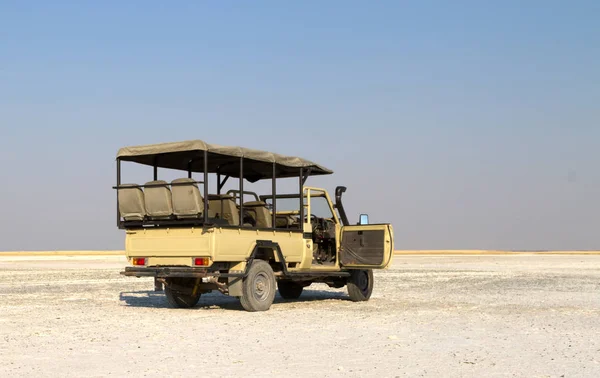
[116,139,333,182]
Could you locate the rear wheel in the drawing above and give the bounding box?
[347,269,373,302]
[240,260,276,312]
[164,278,201,308]
[277,280,304,299]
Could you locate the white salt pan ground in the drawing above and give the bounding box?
[1,255,599,377]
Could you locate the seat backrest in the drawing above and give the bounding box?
[207,194,239,226]
[275,213,299,228]
[171,178,204,219]
[118,184,146,221]
[144,180,173,219]
[275,216,289,228]
[243,201,272,228]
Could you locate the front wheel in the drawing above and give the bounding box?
[347,269,374,302]
[240,260,276,312]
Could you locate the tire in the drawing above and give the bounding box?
[347,269,374,302]
[240,260,276,312]
[277,280,304,299]
[164,278,201,308]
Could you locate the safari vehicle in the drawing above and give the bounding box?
[116,139,394,312]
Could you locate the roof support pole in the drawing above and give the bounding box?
[217,171,221,195]
[272,162,277,229]
[116,158,121,228]
[187,160,192,179]
[239,157,244,226]
[299,167,304,230]
[153,157,158,180]
[203,150,209,224]
[217,174,229,194]
[302,168,312,186]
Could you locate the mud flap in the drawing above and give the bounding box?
[227,261,247,297]
[228,276,243,297]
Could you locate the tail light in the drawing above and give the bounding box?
[194,257,209,266]
[132,257,146,266]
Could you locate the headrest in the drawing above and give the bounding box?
[243,201,267,207]
[208,194,234,200]
[171,178,198,186]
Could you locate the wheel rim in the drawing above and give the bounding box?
[253,272,271,302]
[357,271,369,295]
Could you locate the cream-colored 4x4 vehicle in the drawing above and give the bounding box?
[117,139,394,311]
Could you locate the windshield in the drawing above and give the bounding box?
[264,194,334,219]
[309,196,335,220]
[264,197,301,213]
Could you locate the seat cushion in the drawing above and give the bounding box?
[171,178,204,218]
[208,195,239,226]
[243,201,272,228]
[118,184,146,221]
[144,180,173,219]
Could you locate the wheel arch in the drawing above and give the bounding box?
[250,240,288,275]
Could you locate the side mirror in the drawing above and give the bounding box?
[359,214,369,225]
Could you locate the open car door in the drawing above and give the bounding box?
[339,224,394,269]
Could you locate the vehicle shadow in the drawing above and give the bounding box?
[119,289,350,311]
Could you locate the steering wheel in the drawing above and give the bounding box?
[303,214,318,222]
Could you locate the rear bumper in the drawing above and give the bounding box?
[120,266,352,279]
[120,266,243,278]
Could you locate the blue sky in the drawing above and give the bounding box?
[1,1,598,250]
